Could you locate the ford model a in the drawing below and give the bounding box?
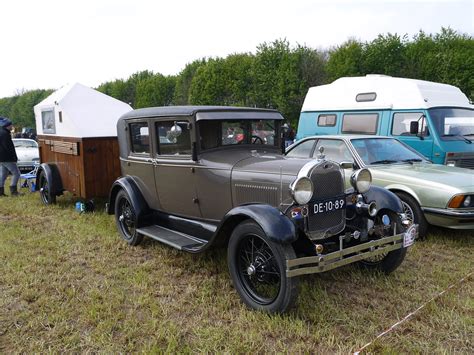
[108,106,417,313]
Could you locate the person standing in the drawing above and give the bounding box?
[0,117,21,196]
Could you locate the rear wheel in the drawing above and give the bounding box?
[115,190,143,246]
[38,170,56,204]
[359,212,407,274]
[227,220,298,313]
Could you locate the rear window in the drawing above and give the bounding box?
[342,113,379,134]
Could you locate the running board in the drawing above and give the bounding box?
[136,225,208,252]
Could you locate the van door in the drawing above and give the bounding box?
[390,111,434,160]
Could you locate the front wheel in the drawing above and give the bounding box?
[395,192,428,238]
[359,212,407,274]
[114,190,143,246]
[227,220,298,313]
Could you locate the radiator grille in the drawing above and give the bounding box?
[306,161,346,239]
[457,159,474,169]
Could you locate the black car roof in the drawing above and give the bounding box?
[120,106,284,121]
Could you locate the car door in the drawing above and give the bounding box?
[153,119,201,218]
[126,120,161,210]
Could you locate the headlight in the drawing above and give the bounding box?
[448,194,473,208]
[350,168,372,194]
[290,177,313,205]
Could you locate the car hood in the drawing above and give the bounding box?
[233,153,313,176]
[15,147,39,161]
[370,163,474,191]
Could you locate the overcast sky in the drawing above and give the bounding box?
[0,0,472,98]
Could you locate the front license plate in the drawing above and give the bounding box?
[403,224,417,247]
[311,197,346,215]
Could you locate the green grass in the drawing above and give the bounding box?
[0,190,473,353]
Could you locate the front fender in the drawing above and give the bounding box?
[363,185,403,213]
[221,204,297,244]
[108,176,150,226]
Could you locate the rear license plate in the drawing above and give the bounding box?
[311,197,346,215]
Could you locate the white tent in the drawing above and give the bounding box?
[34,83,132,137]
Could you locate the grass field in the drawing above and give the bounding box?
[1,191,473,353]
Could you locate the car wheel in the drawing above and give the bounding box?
[395,192,428,238]
[115,190,143,246]
[38,170,56,204]
[359,212,408,274]
[227,220,298,313]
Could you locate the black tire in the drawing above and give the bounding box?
[359,212,408,274]
[114,190,143,246]
[38,170,56,204]
[227,220,298,313]
[395,191,428,238]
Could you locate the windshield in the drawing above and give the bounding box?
[351,138,427,165]
[429,107,474,141]
[13,140,38,148]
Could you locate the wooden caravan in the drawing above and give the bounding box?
[34,83,131,203]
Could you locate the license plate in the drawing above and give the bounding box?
[311,197,346,215]
[403,224,417,247]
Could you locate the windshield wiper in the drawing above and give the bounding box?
[442,134,472,144]
[402,158,423,164]
[370,159,399,165]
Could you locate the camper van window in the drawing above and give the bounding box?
[317,114,337,127]
[130,122,150,155]
[392,112,425,136]
[342,113,378,134]
[356,92,377,102]
[41,109,55,134]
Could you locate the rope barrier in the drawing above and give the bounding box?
[353,271,473,354]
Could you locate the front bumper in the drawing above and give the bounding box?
[423,207,474,229]
[286,225,417,277]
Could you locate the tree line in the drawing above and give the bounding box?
[1,28,472,130]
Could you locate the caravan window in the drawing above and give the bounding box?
[342,113,379,134]
[41,109,56,134]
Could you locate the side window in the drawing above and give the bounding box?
[286,139,315,158]
[156,121,191,156]
[392,112,427,136]
[41,109,56,134]
[342,113,378,134]
[129,122,150,155]
[313,139,352,163]
[317,114,337,127]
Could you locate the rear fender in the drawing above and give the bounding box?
[107,176,150,226]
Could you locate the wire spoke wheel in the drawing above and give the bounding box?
[39,171,55,204]
[237,234,281,304]
[114,190,143,246]
[401,200,415,224]
[228,220,298,313]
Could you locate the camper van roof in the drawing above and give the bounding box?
[301,75,472,112]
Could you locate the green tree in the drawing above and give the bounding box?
[326,39,364,81]
[173,59,207,105]
[135,74,176,108]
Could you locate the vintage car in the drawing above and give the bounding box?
[286,135,474,237]
[108,106,416,313]
[12,138,40,173]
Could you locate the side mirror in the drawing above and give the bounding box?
[409,121,419,135]
[340,161,356,169]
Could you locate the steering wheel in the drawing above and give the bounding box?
[251,135,264,144]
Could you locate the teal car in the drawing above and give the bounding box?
[286,136,474,237]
